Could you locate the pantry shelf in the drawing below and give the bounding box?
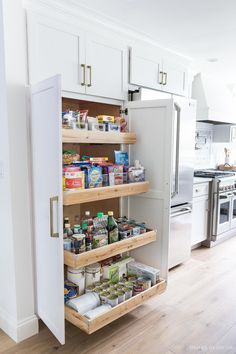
[62,129,137,144]
[64,229,157,268]
[63,181,149,205]
[65,279,166,334]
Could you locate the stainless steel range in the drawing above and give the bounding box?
[194,170,236,246]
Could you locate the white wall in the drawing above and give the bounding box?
[0,0,38,342]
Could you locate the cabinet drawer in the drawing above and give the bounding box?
[193,183,209,197]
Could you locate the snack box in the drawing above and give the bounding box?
[127,262,160,286]
[113,165,123,185]
[107,123,120,133]
[114,151,129,165]
[107,165,115,186]
[97,115,115,124]
[87,166,103,188]
[102,257,134,281]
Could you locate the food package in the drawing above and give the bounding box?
[127,261,160,285]
[115,116,127,132]
[63,166,85,190]
[63,150,80,165]
[114,151,129,165]
[87,166,103,188]
[84,304,111,320]
[66,292,100,314]
[113,165,123,185]
[92,232,108,249]
[107,123,120,133]
[102,257,134,281]
[97,115,115,124]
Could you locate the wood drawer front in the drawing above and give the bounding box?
[193,183,209,198]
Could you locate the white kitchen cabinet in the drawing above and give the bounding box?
[27,13,127,100]
[30,74,168,344]
[129,47,188,96]
[162,59,186,96]
[85,34,127,100]
[129,47,163,91]
[27,13,86,94]
[191,183,209,246]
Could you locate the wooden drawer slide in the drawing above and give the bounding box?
[64,230,157,268]
[65,279,166,334]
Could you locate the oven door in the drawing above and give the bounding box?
[213,192,232,236]
[230,192,236,229]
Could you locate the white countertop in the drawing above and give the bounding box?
[194,177,212,184]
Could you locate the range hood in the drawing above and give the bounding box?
[192,73,236,124]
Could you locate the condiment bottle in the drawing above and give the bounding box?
[107,211,119,244]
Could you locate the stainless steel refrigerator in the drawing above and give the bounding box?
[126,96,196,276]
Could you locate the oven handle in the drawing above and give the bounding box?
[212,193,218,237]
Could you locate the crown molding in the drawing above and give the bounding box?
[23,0,191,63]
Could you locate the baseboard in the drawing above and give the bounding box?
[0,307,38,343]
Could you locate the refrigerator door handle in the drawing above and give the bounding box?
[171,103,181,199]
[171,206,192,218]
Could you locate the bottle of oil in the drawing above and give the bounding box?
[107,211,119,244]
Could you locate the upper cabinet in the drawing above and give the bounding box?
[27,13,127,101]
[27,14,86,94]
[85,34,127,100]
[129,47,188,96]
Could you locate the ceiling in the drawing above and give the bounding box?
[73,0,236,82]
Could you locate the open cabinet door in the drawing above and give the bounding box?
[30,75,65,344]
[126,99,174,281]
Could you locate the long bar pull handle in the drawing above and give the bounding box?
[81,64,86,86]
[50,196,59,238]
[87,65,92,87]
[171,103,181,199]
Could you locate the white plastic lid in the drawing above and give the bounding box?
[85,263,101,272]
[68,267,85,274]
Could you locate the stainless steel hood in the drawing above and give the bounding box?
[192,73,236,124]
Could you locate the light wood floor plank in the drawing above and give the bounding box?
[1,236,236,354]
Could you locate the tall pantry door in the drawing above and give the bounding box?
[127,99,174,280]
[30,75,65,344]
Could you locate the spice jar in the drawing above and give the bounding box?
[85,263,101,287]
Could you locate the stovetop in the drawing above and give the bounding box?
[194,169,235,179]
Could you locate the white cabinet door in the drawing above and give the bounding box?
[129,48,163,91]
[31,75,65,344]
[191,196,209,246]
[27,13,86,94]
[162,60,187,96]
[85,34,127,100]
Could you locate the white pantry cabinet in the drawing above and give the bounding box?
[129,47,187,96]
[30,75,168,345]
[27,13,127,100]
[191,182,209,246]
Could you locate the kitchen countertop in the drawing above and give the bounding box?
[194,177,213,184]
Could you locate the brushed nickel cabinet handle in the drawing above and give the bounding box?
[87,65,92,87]
[163,72,167,85]
[159,71,163,84]
[50,196,59,238]
[81,64,86,86]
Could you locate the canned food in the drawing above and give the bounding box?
[107,294,118,307]
[137,277,152,290]
[117,290,125,304]
[133,285,144,295]
[124,287,133,300]
[100,291,110,304]
[85,284,95,293]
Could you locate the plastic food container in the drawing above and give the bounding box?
[67,267,85,295]
[63,238,72,251]
[85,263,101,287]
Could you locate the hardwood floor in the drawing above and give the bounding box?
[1,236,236,354]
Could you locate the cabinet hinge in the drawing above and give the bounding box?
[120,108,128,115]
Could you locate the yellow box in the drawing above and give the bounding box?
[97,115,115,123]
